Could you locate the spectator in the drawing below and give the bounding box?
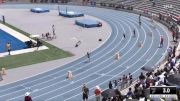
[122,75,126,88]
[36,38,42,50]
[24,92,32,101]
[172,31,176,42]
[6,42,11,55]
[94,86,102,101]
[152,1,156,7]
[109,81,112,89]
[118,78,122,89]
[41,33,45,39]
[167,46,172,58]
[52,25,56,39]
[128,73,133,85]
[113,80,117,88]
[139,72,145,84]
[159,35,164,48]
[102,97,106,101]
[134,88,140,99]
[82,84,89,101]
[172,46,176,57]
[46,32,51,39]
[137,84,144,97]
[124,76,128,88]
[115,89,123,101]
[126,87,133,98]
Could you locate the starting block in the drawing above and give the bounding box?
[1,68,6,75]
[67,71,73,80]
[138,41,143,47]
[115,52,120,60]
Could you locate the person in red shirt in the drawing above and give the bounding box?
[94,86,102,101]
[24,92,32,101]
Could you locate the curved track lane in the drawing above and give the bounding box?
[0,5,169,101]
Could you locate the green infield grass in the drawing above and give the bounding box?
[0,22,73,69]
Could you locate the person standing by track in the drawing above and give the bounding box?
[52,25,56,39]
[94,86,102,101]
[159,35,164,48]
[24,92,32,101]
[87,52,90,62]
[82,84,89,101]
[6,42,11,55]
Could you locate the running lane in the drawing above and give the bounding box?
[0,4,169,101]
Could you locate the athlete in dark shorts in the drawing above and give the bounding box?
[87,52,90,62]
[82,84,89,101]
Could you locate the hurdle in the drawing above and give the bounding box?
[67,71,73,80]
[138,41,143,48]
[115,52,120,60]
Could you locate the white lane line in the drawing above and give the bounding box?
[34,15,137,100]
[97,74,123,77]
[0,16,123,96]
[86,17,170,100]
[0,10,117,93]
[63,17,166,101]
[5,10,169,100]
[11,12,167,100]
[7,15,135,100]
[53,24,149,101]
[7,13,167,101]
[4,6,169,100]
[0,12,121,89]
[43,16,146,101]
[4,15,122,99]
[0,11,115,91]
[0,14,115,92]
[54,14,170,100]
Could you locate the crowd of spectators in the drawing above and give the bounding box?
[107,73,133,90]
[120,45,180,101]
[30,0,59,3]
[125,56,180,101]
[100,33,180,101]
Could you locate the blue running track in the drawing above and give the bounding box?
[0,4,169,101]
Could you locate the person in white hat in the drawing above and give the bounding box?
[24,92,32,101]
